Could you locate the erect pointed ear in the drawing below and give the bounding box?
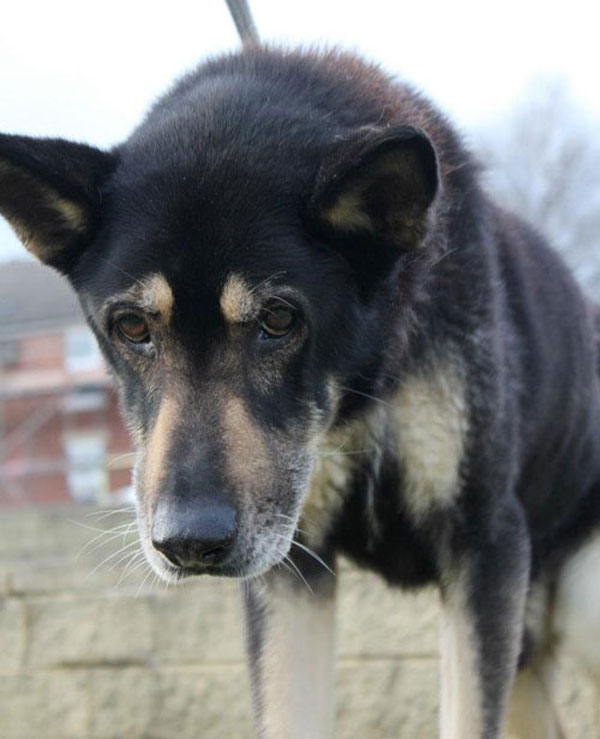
[0,134,117,273]
[309,126,439,250]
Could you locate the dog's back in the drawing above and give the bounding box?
[491,208,600,566]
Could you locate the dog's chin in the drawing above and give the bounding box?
[146,553,291,584]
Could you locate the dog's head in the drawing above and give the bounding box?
[0,49,439,580]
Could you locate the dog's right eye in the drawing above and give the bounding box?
[259,301,297,338]
[116,314,151,344]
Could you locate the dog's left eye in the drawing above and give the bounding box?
[259,301,296,338]
[116,314,151,344]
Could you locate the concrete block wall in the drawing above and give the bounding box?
[0,505,597,738]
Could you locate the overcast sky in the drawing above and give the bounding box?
[1,0,598,262]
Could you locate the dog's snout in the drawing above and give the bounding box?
[151,498,238,570]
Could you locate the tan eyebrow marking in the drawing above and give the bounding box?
[142,274,174,321]
[104,272,174,322]
[220,273,258,323]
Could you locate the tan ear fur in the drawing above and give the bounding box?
[0,134,115,272]
[0,160,88,263]
[311,126,439,250]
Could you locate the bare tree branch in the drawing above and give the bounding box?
[476,82,600,296]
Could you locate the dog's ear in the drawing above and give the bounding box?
[0,134,117,273]
[309,126,439,251]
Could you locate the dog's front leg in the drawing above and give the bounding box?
[439,499,530,739]
[242,551,336,739]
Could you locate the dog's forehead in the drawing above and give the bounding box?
[80,221,304,329]
[78,88,329,311]
[80,188,305,314]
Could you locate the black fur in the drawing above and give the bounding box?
[1,46,599,738]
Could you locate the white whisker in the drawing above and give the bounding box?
[283,555,313,594]
[271,533,335,577]
[85,540,140,580]
[289,540,336,576]
[273,512,312,533]
[248,270,287,294]
[121,556,150,583]
[108,545,143,573]
[71,520,135,535]
[116,551,146,586]
[98,256,146,288]
[74,523,137,560]
[136,567,155,597]
[316,448,371,458]
[107,452,138,469]
[84,506,136,520]
[338,384,393,408]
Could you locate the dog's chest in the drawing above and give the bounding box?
[301,362,468,570]
[392,363,469,522]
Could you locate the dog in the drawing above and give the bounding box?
[1,46,599,738]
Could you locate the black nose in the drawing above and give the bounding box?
[151,498,238,570]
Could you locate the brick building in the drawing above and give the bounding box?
[0,261,133,505]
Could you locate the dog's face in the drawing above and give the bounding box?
[73,162,364,580]
[0,49,439,581]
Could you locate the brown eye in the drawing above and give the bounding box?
[260,302,296,337]
[116,314,150,344]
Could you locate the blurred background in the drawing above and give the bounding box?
[0,1,598,737]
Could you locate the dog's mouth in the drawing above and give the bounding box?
[155,558,238,581]
[138,508,298,583]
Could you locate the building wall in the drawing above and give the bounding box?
[0,327,133,506]
[12,332,64,372]
[0,505,598,739]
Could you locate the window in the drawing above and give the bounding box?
[63,431,107,503]
[64,326,102,372]
[62,389,107,414]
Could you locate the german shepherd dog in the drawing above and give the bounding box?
[1,47,599,738]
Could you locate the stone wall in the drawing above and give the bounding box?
[0,505,597,738]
